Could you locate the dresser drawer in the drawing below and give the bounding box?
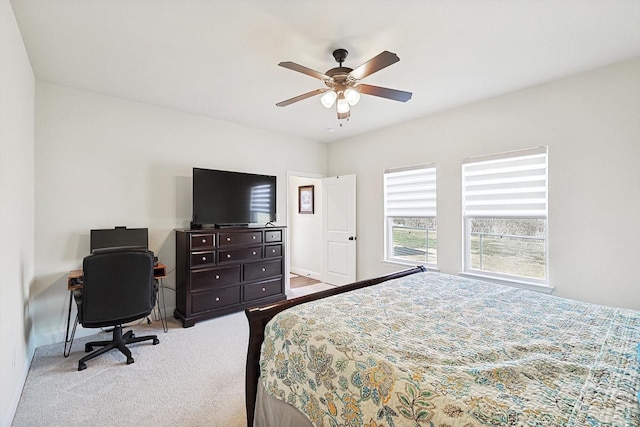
[244,278,283,302]
[191,265,240,290]
[219,246,262,263]
[265,230,282,243]
[244,259,282,282]
[190,233,215,250]
[264,244,282,258]
[190,251,215,268]
[218,231,262,247]
[191,286,241,314]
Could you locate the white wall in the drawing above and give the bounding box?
[328,58,640,310]
[33,82,327,346]
[32,58,640,353]
[288,175,322,279]
[0,1,35,425]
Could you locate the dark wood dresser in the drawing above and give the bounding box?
[174,226,286,327]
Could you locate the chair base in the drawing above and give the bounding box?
[78,325,159,371]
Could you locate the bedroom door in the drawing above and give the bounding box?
[322,174,356,285]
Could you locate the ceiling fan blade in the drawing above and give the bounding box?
[276,88,329,107]
[357,84,412,102]
[348,51,400,80]
[278,62,330,81]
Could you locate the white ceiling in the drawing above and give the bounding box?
[10,0,640,143]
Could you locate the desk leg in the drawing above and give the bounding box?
[63,290,78,357]
[157,278,168,333]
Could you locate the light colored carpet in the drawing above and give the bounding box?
[12,313,249,427]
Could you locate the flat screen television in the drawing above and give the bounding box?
[192,168,276,228]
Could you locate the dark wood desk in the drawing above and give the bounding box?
[64,263,168,356]
[67,263,167,289]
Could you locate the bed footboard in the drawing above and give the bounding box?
[244,266,426,427]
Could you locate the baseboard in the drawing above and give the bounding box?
[36,300,175,348]
[35,323,96,348]
[289,267,321,281]
[2,344,35,427]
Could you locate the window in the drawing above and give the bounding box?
[462,147,548,285]
[384,164,437,267]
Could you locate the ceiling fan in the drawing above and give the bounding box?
[276,49,412,120]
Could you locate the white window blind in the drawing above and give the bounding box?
[462,147,548,218]
[384,165,437,217]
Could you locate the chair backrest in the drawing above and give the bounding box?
[81,247,156,328]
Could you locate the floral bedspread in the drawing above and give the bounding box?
[259,272,640,426]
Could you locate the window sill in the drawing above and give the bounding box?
[381,259,439,272]
[459,272,554,294]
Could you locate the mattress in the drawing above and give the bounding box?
[257,271,640,426]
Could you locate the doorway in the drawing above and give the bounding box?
[287,172,322,289]
[286,172,357,297]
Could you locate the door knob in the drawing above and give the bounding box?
[348,236,356,241]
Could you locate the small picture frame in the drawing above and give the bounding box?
[298,185,314,214]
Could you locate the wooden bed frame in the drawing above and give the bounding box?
[243,265,426,427]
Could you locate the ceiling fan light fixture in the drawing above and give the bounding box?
[320,90,337,108]
[337,110,350,120]
[336,94,350,114]
[344,87,360,106]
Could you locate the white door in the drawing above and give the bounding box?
[322,174,356,285]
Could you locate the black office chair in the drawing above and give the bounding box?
[76,247,159,371]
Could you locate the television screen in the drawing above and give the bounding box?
[192,168,276,228]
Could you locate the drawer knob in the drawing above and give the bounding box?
[252,236,256,239]
[215,297,220,302]
[202,256,207,261]
[215,275,220,279]
[227,254,231,259]
[272,249,276,253]
[202,238,206,243]
[227,237,231,242]
[262,287,266,292]
[252,251,257,255]
[262,267,266,272]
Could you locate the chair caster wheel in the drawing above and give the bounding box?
[127,357,134,365]
[78,363,87,371]
[153,338,160,345]
[85,344,93,352]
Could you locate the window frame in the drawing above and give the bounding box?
[461,147,549,287]
[383,163,438,268]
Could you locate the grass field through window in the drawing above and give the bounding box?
[389,218,546,280]
[469,233,545,279]
[391,225,437,264]
[468,218,546,280]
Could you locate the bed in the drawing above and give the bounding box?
[245,267,640,426]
